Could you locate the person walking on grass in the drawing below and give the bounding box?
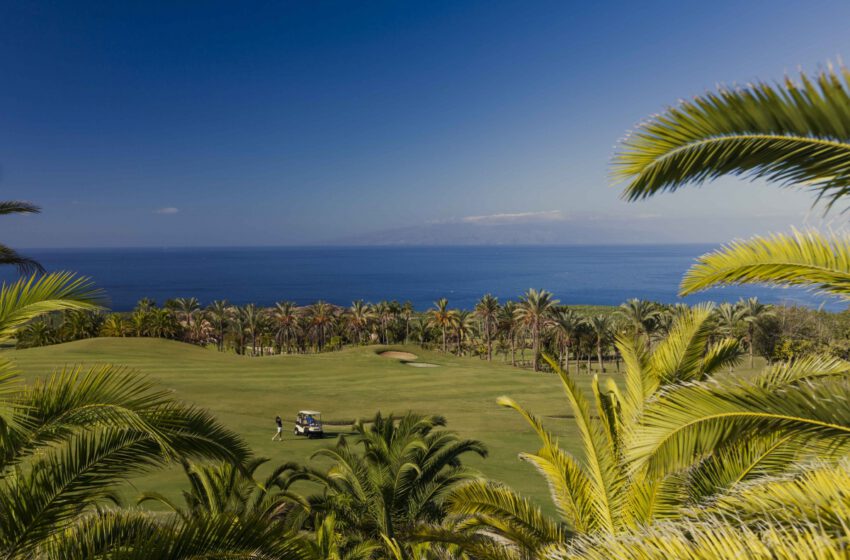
[272,415,283,441]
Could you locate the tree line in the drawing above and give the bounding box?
[20,290,849,373]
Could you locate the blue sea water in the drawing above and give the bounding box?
[1,245,844,312]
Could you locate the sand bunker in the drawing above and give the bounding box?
[379,351,418,361]
[405,362,439,368]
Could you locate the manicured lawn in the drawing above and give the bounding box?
[5,338,619,511]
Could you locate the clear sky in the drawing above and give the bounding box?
[3,0,850,247]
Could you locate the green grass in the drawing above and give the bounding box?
[4,337,619,510]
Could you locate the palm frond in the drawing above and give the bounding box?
[679,229,850,298]
[546,356,624,532]
[496,395,595,530]
[629,375,850,477]
[614,67,850,208]
[0,245,44,276]
[547,516,850,560]
[0,272,103,342]
[446,480,569,552]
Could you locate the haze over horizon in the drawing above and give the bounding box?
[4,1,850,248]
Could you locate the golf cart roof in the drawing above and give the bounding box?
[299,410,321,415]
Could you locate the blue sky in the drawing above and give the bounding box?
[3,0,850,247]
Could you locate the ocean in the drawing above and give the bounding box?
[1,245,843,312]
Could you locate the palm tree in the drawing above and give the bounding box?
[304,412,486,557]
[551,307,581,374]
[240,304,265,356]
[345,300,374,344]
[61,309,102,341]
[148,308,179,338]
[273,301,301,354]
[15,318,59,348]
[174,296,201,330]
[206,300,230,351]
[618,298,660,344]
[497,301,520,365]
[516,289,559,371]
[714,302,745,340]
[374,301,393,344]
[134,297,156,313]
[0,342,250,557]
[304,301,336,351]
[100,314,131,337]
[585,314,612,373]
[740,297,774,368]
[474,294,500,361]
[444,306,850,556]
[138,457,306,524]
[401,301,414,344]
[453,309,476,356]
[0,201,44,274]
[427,298,456,353]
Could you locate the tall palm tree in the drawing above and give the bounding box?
[174,297,201,330]
[304,301,336,351]
[0,201,44,274]
[714,302,745,340]
[240,304,265,356]
[585,314,612,373]
[401,301,414,344]
[551,307,581,374]
[304,412,486,557]
[453,310,476,356]
[613,66,850,301]
[497,301,520,366]
[516,289,559,372]
[134,297,156,313]
[739,297,774,368]
[374,301,393,345]
[345,300,374,344]
[206,300,230,351]
[427,298,456,354]
[618,298,660,344]
[273,301,301,354]
[474,294,500,361]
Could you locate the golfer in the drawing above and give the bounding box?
[272,415,283,441]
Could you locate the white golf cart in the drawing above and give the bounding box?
[294,410,323,439]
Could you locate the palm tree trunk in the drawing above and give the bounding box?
[749,324,755,368]
[532,323,540,372]
[442,327,447,353]
[597,340,605,373]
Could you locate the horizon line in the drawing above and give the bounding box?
[13,241,728,251]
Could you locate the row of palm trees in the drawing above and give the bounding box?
[17,292,779,373]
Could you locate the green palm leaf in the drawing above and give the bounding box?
[679,229,850,297]
[0,272,103,343]
[629,375,850,477]
[614,67,850,208]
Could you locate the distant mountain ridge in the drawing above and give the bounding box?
[326,214,815,246]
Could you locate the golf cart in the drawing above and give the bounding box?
[294,410,323,439]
